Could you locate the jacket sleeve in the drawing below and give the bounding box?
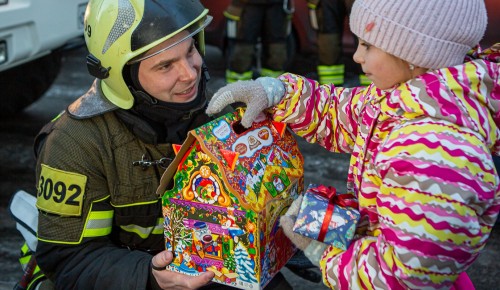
[36,239,154,289]
[318,118,500,289]
[272,73,368,154]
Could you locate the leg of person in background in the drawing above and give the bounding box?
[226,43,255,83]
[342,0,370,86]
[225,3,263,84]
[260,2,291,78]
[317,33,344,85]
[359,74,371,86]
[260,41,287,78]
[315,0,346,85]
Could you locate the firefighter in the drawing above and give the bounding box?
[224,0,294,83]
[308,0,369,86]
[29,0,293,289]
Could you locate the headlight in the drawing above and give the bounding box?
[0,41,8,65]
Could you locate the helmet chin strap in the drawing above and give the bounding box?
[131,89,158,106]
[128,61,156,105]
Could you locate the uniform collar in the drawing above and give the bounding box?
[67,80,119,119]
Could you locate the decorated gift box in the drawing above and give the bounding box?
[156,108,304,290]
[292,184,360,250]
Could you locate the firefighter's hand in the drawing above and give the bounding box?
[206,77,286,128]
[151,251,214,289]
[280,196,328,267]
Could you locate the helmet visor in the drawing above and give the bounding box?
[128,15,212,65]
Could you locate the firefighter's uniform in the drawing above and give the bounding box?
[28,1,218,286]
[224,0,294,83]
[33,80,213,289]
[309,0,369,86]
[308,0,347,85]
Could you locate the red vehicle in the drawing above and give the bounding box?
[202,0,499,61]
[482,0,500,48]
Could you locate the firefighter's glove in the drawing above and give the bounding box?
[280,195,328,267]
[206,77,286,128]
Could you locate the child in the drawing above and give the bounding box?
[207,0,500,288]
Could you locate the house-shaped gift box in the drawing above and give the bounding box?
[156,108,304,290]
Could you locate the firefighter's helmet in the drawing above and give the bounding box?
[83,0,212,109]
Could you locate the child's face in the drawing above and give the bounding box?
[353,39,411,90]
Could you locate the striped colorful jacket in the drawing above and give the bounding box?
[272,45,500,289]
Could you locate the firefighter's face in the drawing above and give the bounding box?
[138,31,202,103]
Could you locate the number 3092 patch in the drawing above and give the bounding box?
[37,164,87,216]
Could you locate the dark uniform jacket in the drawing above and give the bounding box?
[34,80,215,289]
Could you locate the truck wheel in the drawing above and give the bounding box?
[0,51,62,116]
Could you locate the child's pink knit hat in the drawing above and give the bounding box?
[349,0,487,69]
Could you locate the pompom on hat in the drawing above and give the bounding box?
[349,0,488,69]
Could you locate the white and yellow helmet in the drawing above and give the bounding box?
[83,0,212,109]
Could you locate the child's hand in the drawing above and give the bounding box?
[280,196,329,267]
[280,196,314,250]
[280,213,313,251]
[206,77,286,128]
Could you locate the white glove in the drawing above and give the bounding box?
[206,77,286,128]
[280,195,329,267]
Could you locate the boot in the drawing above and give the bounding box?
[226,43,255,83]
[317,64,345,85]
[317,33,344,85]
[225,70,253,83]
[359,74,371,86]
[260,67,284,78]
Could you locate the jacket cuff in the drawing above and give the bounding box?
[303,240,328,267]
